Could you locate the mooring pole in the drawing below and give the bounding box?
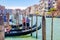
[16,12,19,28]
[51,11,54,40]
[36,14,38,38]
[0,13,4,40]
[42,12,46,40]
[6,13,9,26]
[31,14,33,36]
[18,12,19,28]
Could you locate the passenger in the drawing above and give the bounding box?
[5,25,11,32]
[26,17,30,29]
[22,17,26,29]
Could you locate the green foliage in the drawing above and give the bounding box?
[36,11,39,15]
[48,8,56,12]
[47,8,56,14]
[47,12,51,14]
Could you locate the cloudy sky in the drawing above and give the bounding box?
[0,0,40,9]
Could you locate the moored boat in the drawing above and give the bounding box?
[5,24,41,37]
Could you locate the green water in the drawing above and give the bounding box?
[5,16,60,40]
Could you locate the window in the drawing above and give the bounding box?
[53,2,55,4]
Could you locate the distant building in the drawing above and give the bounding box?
[33,4,39,15]
[22,10,26,16]
[24,4,42,15]
[29,6,35,14]
[25,7,31,15]
[15,9,23,15]
[52,0,57,9]
[56,0,60,10]
[0,5,5,14]
[39,0,57,16]
[29,4,40,15]
[55,0,60,16]
[4,9,13,15]
[39,0,45,15]
[48,0,56,10]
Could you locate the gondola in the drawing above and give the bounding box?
[10,24,36,31]
[5,24,41,37]
[10,24,22,28]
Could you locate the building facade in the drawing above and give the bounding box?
[39,0,57,16]
[0,5,5,14]
[4,9,13,15]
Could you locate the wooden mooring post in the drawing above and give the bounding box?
[42,12,46,40]
[15,12,19,28]
[51,11,54,40]
[6,13,9,27]
[0,13,4,40]
[36,15,38,38]
[31,15,33,36]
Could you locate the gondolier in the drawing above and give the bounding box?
[26,17,30,29]
[22,17,26,29]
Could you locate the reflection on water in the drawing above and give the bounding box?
[5,15,60,40]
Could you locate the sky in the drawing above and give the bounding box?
[0,0,40,9]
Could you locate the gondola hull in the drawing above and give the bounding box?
[5,24,41,37]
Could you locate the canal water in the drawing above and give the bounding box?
[5,15,60,40]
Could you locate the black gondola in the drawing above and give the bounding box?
[10,24,36,31]
[5,24,41,36]
[10,24,22,28]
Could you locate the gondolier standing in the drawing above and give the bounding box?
[26,17,30,29]
[22,17,26,29]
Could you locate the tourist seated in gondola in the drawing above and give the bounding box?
[26,17,30,29]
[5,25,12,32]
[22,17,26,29]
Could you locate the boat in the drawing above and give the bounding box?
[5,24,41,36]
[10,24,22,28]
[10,24,36,31]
